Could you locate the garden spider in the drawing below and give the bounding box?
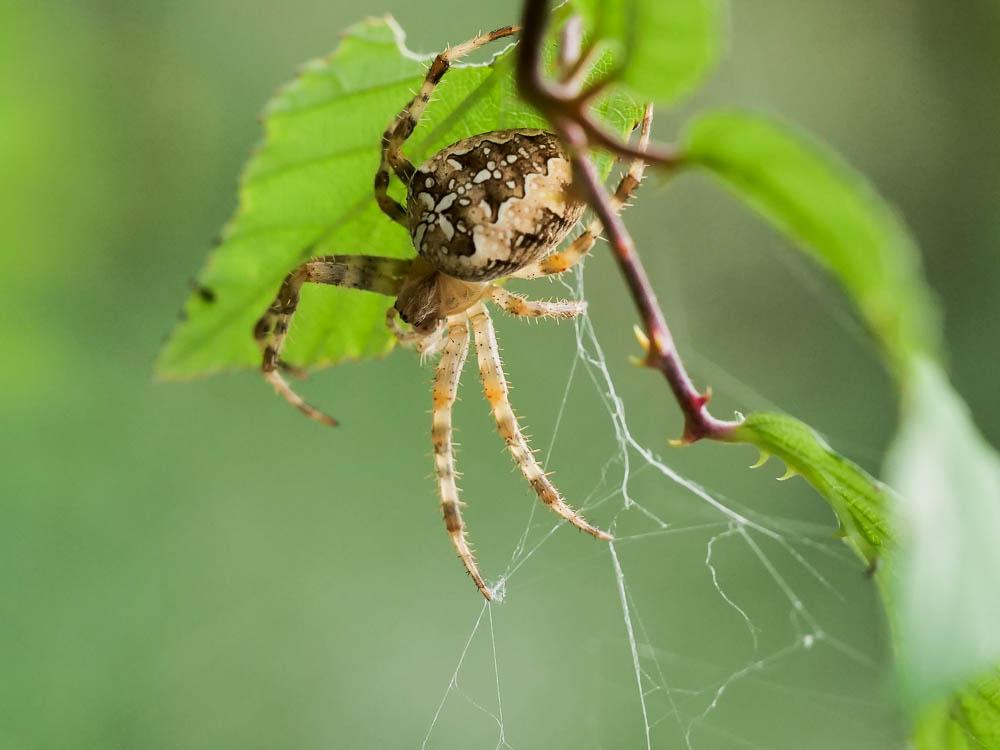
[254,26,647,599]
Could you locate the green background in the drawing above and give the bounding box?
[3,1,998,748]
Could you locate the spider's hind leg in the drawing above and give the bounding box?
[468,303,612,541]
[254,254,411,425]
[432,318,493,599]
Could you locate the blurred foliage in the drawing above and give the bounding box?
[683,111,941,375]
[575,0,722,104]
[914,670,1000,750]
[887,361,1000,714]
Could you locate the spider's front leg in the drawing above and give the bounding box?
[374,25,520,226]
[254,254,411,425]
[432,318,493,599]
[385,307,447,361]
[468,303,612,541]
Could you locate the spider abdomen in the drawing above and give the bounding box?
[407,129,585,282]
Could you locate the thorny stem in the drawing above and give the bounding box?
[515,0,678,165]
[516,0,739,444]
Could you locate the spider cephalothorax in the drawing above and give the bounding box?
[254,26,647,599]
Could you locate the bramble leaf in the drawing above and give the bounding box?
[722,412,889,568]
[156,16,641,380]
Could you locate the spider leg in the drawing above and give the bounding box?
[386,305,423,345]
[513,108,652,279]
[386,307,448,362]
[468,303,612,541]
[489,286,586,320]
[432,318,493,599]
[386,306,440,348]
[374,25,520,226]
[254,254,412,425]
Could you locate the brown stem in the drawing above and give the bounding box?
[515,0,678,167]
[516,0,739,444]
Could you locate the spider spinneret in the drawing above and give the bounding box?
[254,25,647,599]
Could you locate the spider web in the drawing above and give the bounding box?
[414,256,899,749]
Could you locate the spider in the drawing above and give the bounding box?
[253,26,647,599]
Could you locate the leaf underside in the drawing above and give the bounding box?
[724,412,889,568]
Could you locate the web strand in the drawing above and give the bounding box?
[610,541,653,750]
[419,261,887,748]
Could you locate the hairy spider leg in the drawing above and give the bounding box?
[254,255,412,425]
[374,25,520,226]
[514,105,653,279]
[469,302,612,542]
[432,319,493,599]
[489,286,586,319]
[385,306,447,360]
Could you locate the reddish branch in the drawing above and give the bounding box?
[515,0,739,443]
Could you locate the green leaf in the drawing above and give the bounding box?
[681,110,941,376]
[914,671,1000,750]
[574,0,724,105]
[722,411,890,567]
[886,358,1000,711]
[156,16,642,380]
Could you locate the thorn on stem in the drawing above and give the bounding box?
[693,386,713,409]
[669,421,698,447]
[632,324,650,352]
[777,466,797,482]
